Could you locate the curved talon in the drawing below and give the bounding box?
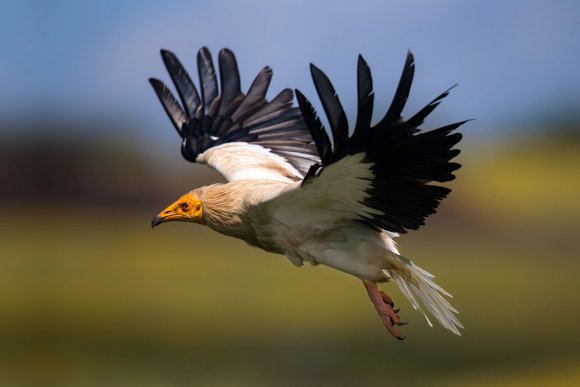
[397,335,406,341]
[363,280,406,340]
[393,307,400,313]
[397,321,408,326]
[379,290,395,307]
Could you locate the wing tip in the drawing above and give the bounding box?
[160,49,180,68]
[197,46,213,65]
[309,62,324,78]
[219,47,234,56]
[199,46,211,55]
[160,48,174,57]
[149,77,163,86]
[461,119,474,129]
[295,88,305,100]
[403,50,415,71]
[262,65,273,77]
[357,54,369,69]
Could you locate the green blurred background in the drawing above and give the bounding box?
[1,1,580,386]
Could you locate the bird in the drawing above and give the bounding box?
[149,46,467,339]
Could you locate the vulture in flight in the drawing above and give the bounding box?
[150,47,466,339]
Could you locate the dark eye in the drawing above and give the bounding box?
[195,204,201,211]
[181,202,189,211]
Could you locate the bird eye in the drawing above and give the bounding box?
[181,202,189,211]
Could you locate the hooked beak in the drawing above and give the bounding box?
[151,214,164,228]
[151,208,181,228]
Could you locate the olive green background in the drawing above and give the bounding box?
[1,131,579,386]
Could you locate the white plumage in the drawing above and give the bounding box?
[150,47,467,339]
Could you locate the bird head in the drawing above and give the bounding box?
[151,192,204,228]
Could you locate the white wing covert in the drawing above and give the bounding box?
[260,53,467,234]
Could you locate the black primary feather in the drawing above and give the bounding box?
[296,90,332,164]
[353,55,373,139]
[378,51,415,129]
[197,47,218,110]
[149,78,187,134]
[296,52,468,233]
[217,49,241,114]
[160,49,201,117]
[309,64,349,152]
[150,47,319,175]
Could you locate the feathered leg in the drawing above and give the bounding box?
[363,280,406,340]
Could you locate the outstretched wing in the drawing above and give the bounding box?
[263,52,467,234]
[150,47,320,182]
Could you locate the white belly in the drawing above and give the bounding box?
[254,220,401,281]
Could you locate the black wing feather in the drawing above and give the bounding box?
[245,88,293,126]
[149,78,187,134]
[310,64,349,152]
[353,55,374,139]
[151,47,319,175]
[296,90,332,165]
[379,51,415,129]
[197,47,218,110]
[232,67,272,122]
[160,50,201,117]
[297,52,467,233]
[217,48,241,114]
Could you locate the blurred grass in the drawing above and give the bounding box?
[1,138,579,386]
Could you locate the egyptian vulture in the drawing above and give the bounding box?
[150,47,466,339]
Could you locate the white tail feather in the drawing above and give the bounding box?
[384,256,464,335]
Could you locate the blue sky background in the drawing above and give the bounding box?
[1,0,579,142]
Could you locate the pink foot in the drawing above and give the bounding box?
[363,280,406,340]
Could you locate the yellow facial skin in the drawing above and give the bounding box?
[151,193,204,228]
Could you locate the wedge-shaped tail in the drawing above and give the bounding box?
[386,255,463,335]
